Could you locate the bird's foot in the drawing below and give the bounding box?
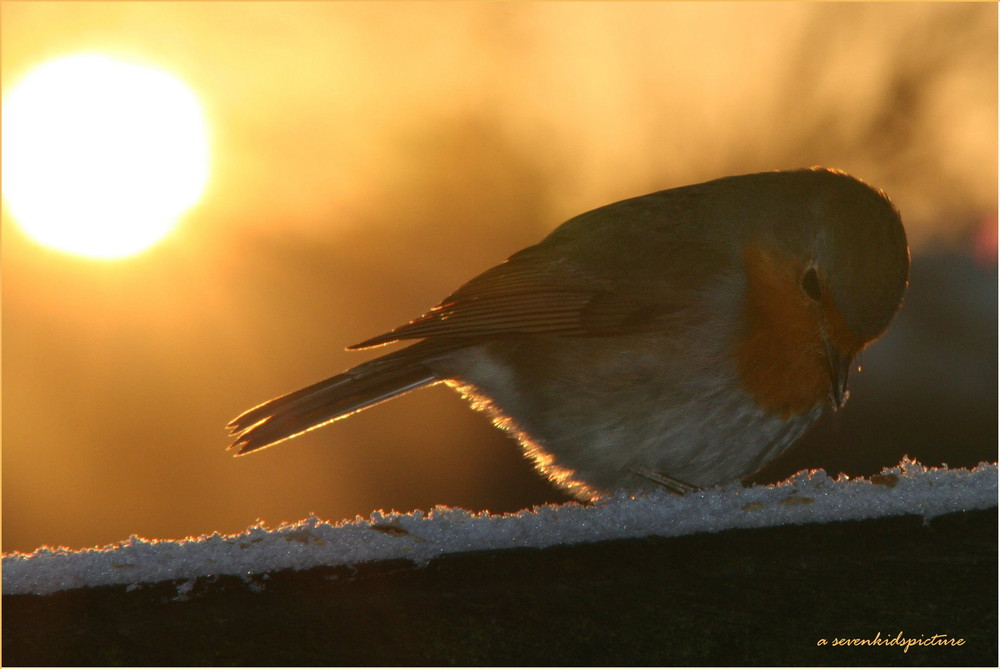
[633,468,700,496]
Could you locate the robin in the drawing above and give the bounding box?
[227,167,909,499]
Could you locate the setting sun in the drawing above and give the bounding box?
[1,54,210,259]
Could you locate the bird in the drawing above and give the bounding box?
[227,167,909,499]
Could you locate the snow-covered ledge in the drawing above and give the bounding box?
[4,458,996,597]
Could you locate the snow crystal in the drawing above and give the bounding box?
[3,458,996,596]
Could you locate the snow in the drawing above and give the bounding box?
[3,458,996,596]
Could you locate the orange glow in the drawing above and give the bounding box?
[0,2,994,555]
[1,54,210,259]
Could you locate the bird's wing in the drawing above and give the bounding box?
[349,250,687,349]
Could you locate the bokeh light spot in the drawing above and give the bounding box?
[1,54,210,259]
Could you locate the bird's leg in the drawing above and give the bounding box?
[632,468,700,495]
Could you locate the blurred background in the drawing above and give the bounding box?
[2,2,996,553]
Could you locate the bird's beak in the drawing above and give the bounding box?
[824,339,852,410]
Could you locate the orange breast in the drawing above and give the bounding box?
[735,244,829,418]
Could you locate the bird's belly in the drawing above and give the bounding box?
[442,336,823,499]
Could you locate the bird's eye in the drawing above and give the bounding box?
[802,267,822,302]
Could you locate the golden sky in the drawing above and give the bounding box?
[2,2,996,552]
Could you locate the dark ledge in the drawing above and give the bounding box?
[3,508,996,667]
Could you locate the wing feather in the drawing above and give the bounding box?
[349,256,685,349]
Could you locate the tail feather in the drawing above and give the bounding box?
[227,346,441,455]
